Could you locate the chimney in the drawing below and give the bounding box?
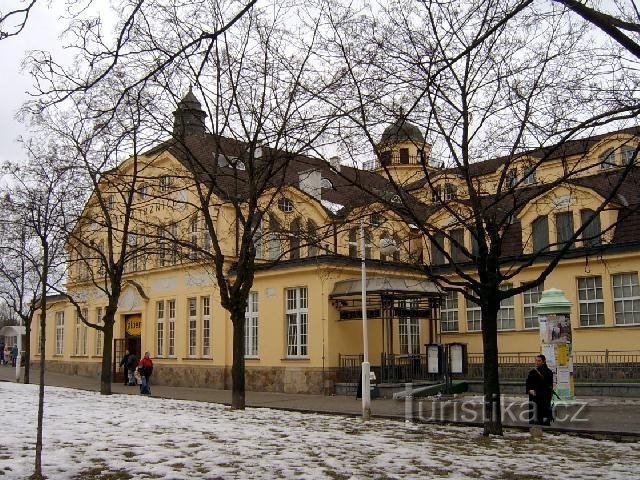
[329,156,341,172]
[298,169,322,200]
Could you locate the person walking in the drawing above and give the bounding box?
[526,354,554,430]
[126,351,138,386]
[138,352,153,395]
[119,350,131,385]
[10,344,18,367]
[3,347,10,366]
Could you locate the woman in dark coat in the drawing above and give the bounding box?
[526,354,554,426]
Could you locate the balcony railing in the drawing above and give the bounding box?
[338,350,640,383]
[363,154,425,171]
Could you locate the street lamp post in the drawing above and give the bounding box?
[360,218,371,420]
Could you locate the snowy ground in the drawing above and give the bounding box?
[1,382,639,479]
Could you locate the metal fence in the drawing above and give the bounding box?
[338,350,640,383]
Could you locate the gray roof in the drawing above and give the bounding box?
[330,276,442,298]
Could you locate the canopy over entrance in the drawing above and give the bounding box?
[330,276,443,354]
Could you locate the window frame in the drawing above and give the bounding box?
[522,284,543,329]
[577,276,605,327]
[466,295,482,332]
[55,311,65,356]
[187,297,198,357]
[612,272,640,326]
[440,291,459,333]
[245,292,259,358]
[286,287,308,358]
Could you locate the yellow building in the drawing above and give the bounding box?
[32,91,640,392]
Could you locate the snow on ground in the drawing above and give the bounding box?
[1,382,638,479]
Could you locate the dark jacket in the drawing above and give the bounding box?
[126,354,138,370]
[119,353,130,368]
[526,364,554,425]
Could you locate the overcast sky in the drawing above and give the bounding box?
[0,3,63,165]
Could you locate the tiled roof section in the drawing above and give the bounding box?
[152,133,397,217]
[404,126,640,191]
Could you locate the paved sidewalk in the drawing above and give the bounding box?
[2,365,639,438]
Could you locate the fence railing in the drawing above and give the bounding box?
[338,350,640,383]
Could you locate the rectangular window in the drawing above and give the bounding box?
[555,212,574,247]
[466,295,482,332]
[622,145,636,165]
[431,232,445,265]
[170,224,178,265]
[245,292,259,357]
[612,273,640,325]
[160,175,170,192]
[156,301,164,357]
[440,291,459,332]
[450,228,466,262]
[532,215,549,253]
[95,307,104,356]
[286,287,308,357]
[168,299,176,356]
[55,311,65,355]
[580,209,601,247]
[202,296,211,357]
[497,286,515,330]
[578,276,604,326]
[74,309,88,356]
[399,148,410,164]
[188,297,197,357]
[523,284,543,329]
[523,163,537,185]
[399,300,420,354]
[189,216,199,259]
[600,148,616,169]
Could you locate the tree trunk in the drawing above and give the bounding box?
[24,316,31,384]
[100,321,115,395]
[481,299,502,436]
[31,248,48,480]
[230,307,246,409]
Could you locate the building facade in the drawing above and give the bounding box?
[32,91,640,393]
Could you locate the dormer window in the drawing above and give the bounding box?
[506,169,517,188]
[320,178,333,189]
[444,183,457,200]
[622,145,636,165]
[278,198,294,213]
[600,148,616,169]
[370,213,383,226]
[523,163,537,185]
[390,194,402,205]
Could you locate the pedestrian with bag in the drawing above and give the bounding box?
[138,351,153,395]
[526,354,554,431]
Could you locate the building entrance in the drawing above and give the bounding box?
[112,314,142,383]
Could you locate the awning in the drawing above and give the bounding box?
[330,277,442,299]
[0,326,26,337]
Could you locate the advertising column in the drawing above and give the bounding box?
[536,288,574,401]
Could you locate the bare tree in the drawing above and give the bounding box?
[2,148,73,480]
[552,0,640,58]
[110,4,338,409]
[0,199,42,384]
[0,0,37,40]
[323,0,640,435]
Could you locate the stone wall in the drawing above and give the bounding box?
[40,360,339,395]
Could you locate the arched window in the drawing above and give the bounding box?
[268,215,282,260]
[307,219,319,256]
[289,218,301,259]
